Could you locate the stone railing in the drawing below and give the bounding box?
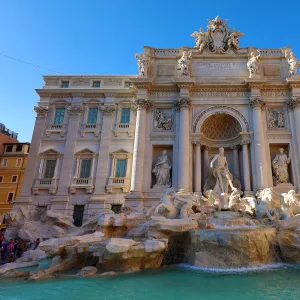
[259,49,283,57]
[106,177,130,193]
[32,178,58,195]
[153,49,180,57]
[80,123,101,137]
[70,177,94,194]
[113,123,134,137]
[45,124,67,138]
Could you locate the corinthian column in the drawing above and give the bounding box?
[231,145,240,179]
[57,105,83,195]
[92,105,116,195]
[250,97,267,190]
[194,141,202,194]
[18,106,49,198]
[175,97,191,192]
[288,97,300,190]
[241,140,251,194]
[130,99,152,193]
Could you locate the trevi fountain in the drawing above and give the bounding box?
[1,16,300,299]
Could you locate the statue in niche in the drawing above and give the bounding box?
[135,53,149,76]
[190,28,209,53]
[285,50,300,77]
[152,150,172,188]
[272,148,291,184]
[247,50,261,78]
[210,147,236,195]
[177,51,192,76]
[155,110,173,130]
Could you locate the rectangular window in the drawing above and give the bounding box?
[11,175,18,183]
[43,159,57,178]
[16,158,22,167]
[7,192,14,203]
[120,108,130,124]
[87,108,98,124]
[6,145,13,152]
[54,108,65,124]
[2,159,8,167]
[16,145,23,152]
[116,159,127,177]
[0,176,3,183]
[80,159,92,178]
[92,81,101,88]
[61,81,69,88]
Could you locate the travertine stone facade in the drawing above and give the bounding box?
[14,17,300,219]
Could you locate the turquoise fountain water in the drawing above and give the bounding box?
[1,265,300,300]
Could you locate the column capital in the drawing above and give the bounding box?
[134,98,152,111]
[203,145,210,151]
[192,140,201,146]
[67,105,83,116]
[230,145,238,150]
[34,106,49,117]
[100,105,116,116]
[174,97,191,110]
[250,97,266,110]
[287,97,300,110]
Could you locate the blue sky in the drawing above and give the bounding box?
[1,0,300,142]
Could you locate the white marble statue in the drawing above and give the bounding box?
[285,50,300,77]
[154,188,178,219]
[210,148,236,195]
[190,28,209,53]
[177,51,192,76]
[227,28,244,50]
[272,148,291,184]
[247,50,261,78]
[135,53,149,76]
[154,188,195,219]
[152,150,172,188]
[282,190,300,217]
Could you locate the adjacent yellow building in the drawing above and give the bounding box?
[0,142,30,225]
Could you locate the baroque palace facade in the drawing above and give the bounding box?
[14,17,300,221]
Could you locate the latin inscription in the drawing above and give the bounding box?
[192,91,250,98]
[261,90,290,97]
[192,62,247,77]
[157,64,175,76]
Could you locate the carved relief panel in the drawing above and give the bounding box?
[153,108,174,131]
[267,108,285,130]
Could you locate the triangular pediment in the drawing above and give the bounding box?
[75,148,95,155]
[111,148,129,154]
[39,148,61,156]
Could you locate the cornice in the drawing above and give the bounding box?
[245,79,267,88]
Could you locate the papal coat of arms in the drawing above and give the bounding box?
[191,16,244,54]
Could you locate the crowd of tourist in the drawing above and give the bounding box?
[0,231,40,264]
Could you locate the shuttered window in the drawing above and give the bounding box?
[116,159,127,177]
[87,108,98,124]
[43,160,56,178]
[80,159,92,178]
[54,108,65,124]
[120,108,130,124]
